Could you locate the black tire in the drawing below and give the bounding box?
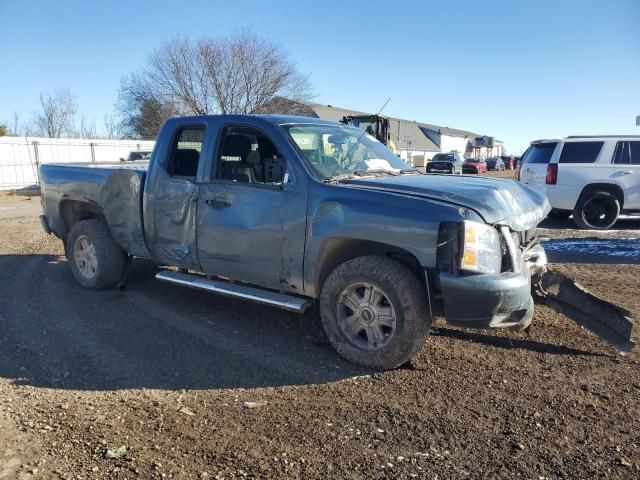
[66,218,127,289]
[547,209,571,220]
[573,191,620,230]
[319,256,431,370]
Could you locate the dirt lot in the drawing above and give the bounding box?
[0,186,639,480]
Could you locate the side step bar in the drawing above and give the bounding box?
[156,270,312,313]
[534,270,635,353]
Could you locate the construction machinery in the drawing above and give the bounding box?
[341,115,398,153]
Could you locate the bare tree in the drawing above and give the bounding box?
[33,89,78,138]
[201,29,313,114]
[11,111,20,136]
[102,112,119,139]
[74,113,97,139]
[117,73,180,139]
[118,29,313,137]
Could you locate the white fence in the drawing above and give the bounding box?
[0,137,156,190]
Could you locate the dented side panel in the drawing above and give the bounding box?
[39,163,150,258]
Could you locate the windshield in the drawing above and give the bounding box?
[282,123,410,179]
[432,154,454,162]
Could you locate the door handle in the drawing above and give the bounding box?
[206,196,231,209]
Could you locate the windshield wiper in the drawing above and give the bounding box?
[353,168,401,176]
[323,169,402,184]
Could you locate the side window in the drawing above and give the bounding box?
[629,142,640,164]
[614,142,630,164]
[559,141,603,164]
[216,126,285,186]
[167,127,204,178]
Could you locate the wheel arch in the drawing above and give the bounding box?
[59,199,105,239]
[312,237,425,297]
[575,183,624,210]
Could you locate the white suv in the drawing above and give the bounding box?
[517,136,640,229]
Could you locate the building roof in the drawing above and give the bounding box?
[257,99,501,151]
[308,103,440,152]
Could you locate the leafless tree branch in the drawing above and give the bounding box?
[117,29,314,137]
[33,89,78,138]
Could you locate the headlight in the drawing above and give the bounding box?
[460,221,502,274]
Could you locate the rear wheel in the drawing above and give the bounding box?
[66,219,127,289]
[319,256,431,370]
[573,191,620,230]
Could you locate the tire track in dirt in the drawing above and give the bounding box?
[0,247,365,392]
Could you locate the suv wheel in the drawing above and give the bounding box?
[66,219,127,289]
[319,256,431,370]
[573,191,620,230]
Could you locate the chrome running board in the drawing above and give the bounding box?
[156,270,311,313]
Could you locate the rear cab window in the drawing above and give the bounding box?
[558,141,603,164]
[167,127,205,178]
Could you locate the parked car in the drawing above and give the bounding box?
[120,150,152,162]
[39,114,551,370]
[462,158,487,174]
[425,152,464,174]
[500,155,515,169]
[517,136,640,229]
[485,157,506,171]
[513,156,521,169]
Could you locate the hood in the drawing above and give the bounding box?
[342,174,551,231]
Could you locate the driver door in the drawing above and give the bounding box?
[196,124,307,291]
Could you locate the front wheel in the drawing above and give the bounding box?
[66,219,127,289]
[319,256,431,370]
[547,208,571,220]
[573,191,620,230]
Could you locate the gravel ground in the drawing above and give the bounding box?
[0,190,638,480]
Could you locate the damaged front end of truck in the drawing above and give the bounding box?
[435,199,635,354]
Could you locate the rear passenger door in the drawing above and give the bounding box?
[196,124,307,291]
[144,124,207,269]
[614,141,640,209]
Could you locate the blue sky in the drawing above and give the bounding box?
[1,0,638,153]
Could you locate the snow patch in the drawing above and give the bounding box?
[541,238,640,258]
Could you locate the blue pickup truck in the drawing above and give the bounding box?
[39,114,553,369]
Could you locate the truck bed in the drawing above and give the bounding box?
[40,162,150,257]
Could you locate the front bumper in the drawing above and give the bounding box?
[439,240,547,329]
[427,163,454,173]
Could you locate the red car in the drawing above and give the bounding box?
[462,158,487,174]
